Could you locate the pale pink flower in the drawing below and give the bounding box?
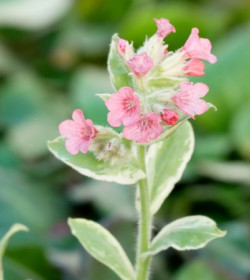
[128,53,153,77]
[59,109,97,155]
[161,109,178,125]
[154,18,176,39]
[105,87,141,127]
[172,82,209,119]
[183,28,217,64]
[117,39,127,54]
[184,58,205,76]
[123,113,162,143]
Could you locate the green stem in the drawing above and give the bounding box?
[136,145,152,280]
[0,263,3,280]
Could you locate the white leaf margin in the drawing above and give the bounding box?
[68,218,135,280]
[143,215,226,257]
[147,121,195,215]
[48,137,146,185]
[0,223,29,279]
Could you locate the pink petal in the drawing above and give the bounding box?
[65,138,82,155]
[123,123,141,141]
[80,140,91,154]
[192,82,209,98]
[117,39,127,54]
[183,28,217,64]
[172,82,209,119]
[161,109,178,125]
[59,109,97,154]
[128,53,153,77]
[123,113,162,143]
[59,120,81,138]
[72,109,85,123]
[154,18,176,39]
[105,87,141,127]
[184,58,205,76]
[107,111,123,127]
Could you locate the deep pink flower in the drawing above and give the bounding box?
[123,113,162,143]
[172,82,209,119]
[183,28,217,64]
[128,53,153,77]
[105,87,141,127]
[154,18,176,39]
[184,58,205,76]
[161,109,178,125]
[59,109,97,155]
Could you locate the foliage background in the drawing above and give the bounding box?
[0,0,249,279]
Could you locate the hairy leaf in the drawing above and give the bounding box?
[68,218,135,280]
[147,121,194,214]
[144,216,226,257]
[0,224,29,280]
[48,137,145,185]
[107,34,133,91]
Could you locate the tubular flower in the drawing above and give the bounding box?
[184,58,205,76]
[154,18,176,39]
[183,28,217,64]
[105,87,141,127]
[117,38,134,61]
[117,39,127,54]
[123,113,162,143]
[161,109,179,126]
[172,82,209,119]
[59,109,97,155]
[128,53,154,77]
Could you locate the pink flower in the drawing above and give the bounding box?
[105,87,141,127]
[117,39,127,54]
[183,28,217,64]
[184,58,205,76]
[128,53,153,77]
[123,113,162,143]
[59,109,97,155]
[172,82,209,119]
[161,109,178,125]
[154,18,176,39]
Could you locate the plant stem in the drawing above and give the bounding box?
[136,145,152,280]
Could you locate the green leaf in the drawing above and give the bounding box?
[48,137,145,185]
[107,34,133,91]
[0,224,29,280]
[96,93,112,101]
[147,121,194,215]
[148,77,185,91]
[174,260,223,280]
[87,219,135,280]
[68,218,135,280]
[145,216,226,257]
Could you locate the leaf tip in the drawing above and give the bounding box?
[11,223,29,233]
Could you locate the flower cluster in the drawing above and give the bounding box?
[59,18,216,158]
[105,18,216,142]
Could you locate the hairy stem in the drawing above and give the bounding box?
[136,145,152,280]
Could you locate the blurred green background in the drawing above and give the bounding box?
[0,0,249,279]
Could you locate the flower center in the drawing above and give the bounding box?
[123,99,136,112]
[81,127,92,139]
[139,117,152,131]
